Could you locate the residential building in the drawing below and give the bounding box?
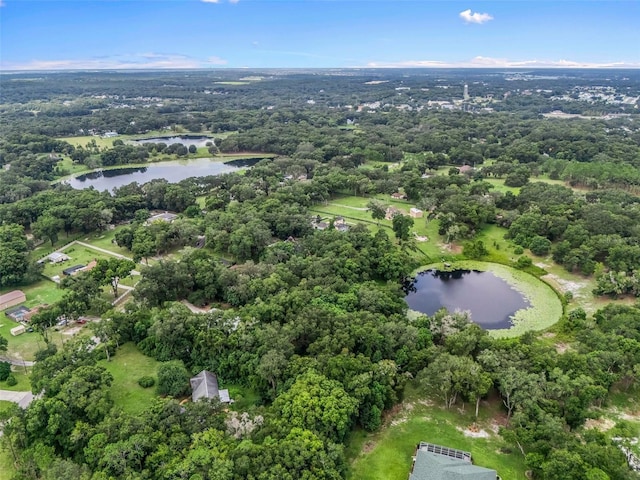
[190,370,232,404]
[409,443,498,480]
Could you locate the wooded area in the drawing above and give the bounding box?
[1,69,639,480]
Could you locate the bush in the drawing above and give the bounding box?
[138,376,155,388]
[0,361,11,381]
[529,236,552,256]
[6,374,17,386]
[514,246,524,255]
[515,256,533,269]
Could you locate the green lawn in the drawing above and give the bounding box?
[82,228,135,257]
[42,245,112,278]
[99,342,160,415]
[0,279,64,310]
[348,386,527,480]
[474,224,520,264]
[0,369,32,391]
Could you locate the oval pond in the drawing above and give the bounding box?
[64,157,265,191]
[404,269,530,329]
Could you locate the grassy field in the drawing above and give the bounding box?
[348,385,527,480]
[0,369,31,391]
[0,279,64,310]
[82,228,135,257]
[42,245,114,278]
[99,342,160,415]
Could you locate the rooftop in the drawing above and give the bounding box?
[409,443,498,480]
[0,290,26,304]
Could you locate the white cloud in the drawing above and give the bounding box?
[1,53,229,71]
[459,9,493,24]
[201,0,220,3]
[366,56,640,69]
[229,0,240,3]
[207,56,228,65]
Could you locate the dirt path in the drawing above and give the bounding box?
[327,203,369,211]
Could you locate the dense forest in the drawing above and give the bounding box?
[1,69,640,480]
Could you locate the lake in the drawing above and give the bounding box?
[404,269,530,329]
[129,135,214,148]
[65,157,263,191]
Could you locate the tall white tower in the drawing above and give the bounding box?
[463,84,470,101]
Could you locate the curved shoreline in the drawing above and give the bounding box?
[407,261,563,338]
[53,153,274,184]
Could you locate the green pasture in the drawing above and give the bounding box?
[474,224,520,264]
[83,228,135,257]
[99,342,160,415]
[348,385,527,480]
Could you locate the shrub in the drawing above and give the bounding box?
[6,374,17,387]
[515,256,533,269]
[0,361,11,381]
[529,236,552,256]
[138,376,155,388]
[514,246,524,255]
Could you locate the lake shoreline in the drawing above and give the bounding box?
[53,153,274,184]
[407,260,563,338]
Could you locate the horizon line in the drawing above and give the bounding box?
[2,66,640,74]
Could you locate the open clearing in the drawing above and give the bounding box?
[99,342,160,415]
[347,386,527,480]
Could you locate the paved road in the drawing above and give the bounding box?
[0,356,35,367]
[0,389,35,408]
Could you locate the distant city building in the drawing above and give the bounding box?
[464,84,470,101]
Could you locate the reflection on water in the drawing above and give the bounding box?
[404,269,530,329]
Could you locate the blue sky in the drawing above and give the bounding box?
[1,0,639,70]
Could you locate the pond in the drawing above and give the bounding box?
[129,135,214,148]
[404,269,530,329]
[64,157,265,191]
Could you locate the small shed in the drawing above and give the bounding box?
[410,208,424,218]
[48,252,70,263]
[0,290,27,311]
[11,324,26,336]
[190,370,232,404]
[63,265,86,276]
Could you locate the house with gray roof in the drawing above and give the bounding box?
[409,443,498,480]
[190,370,231,404]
